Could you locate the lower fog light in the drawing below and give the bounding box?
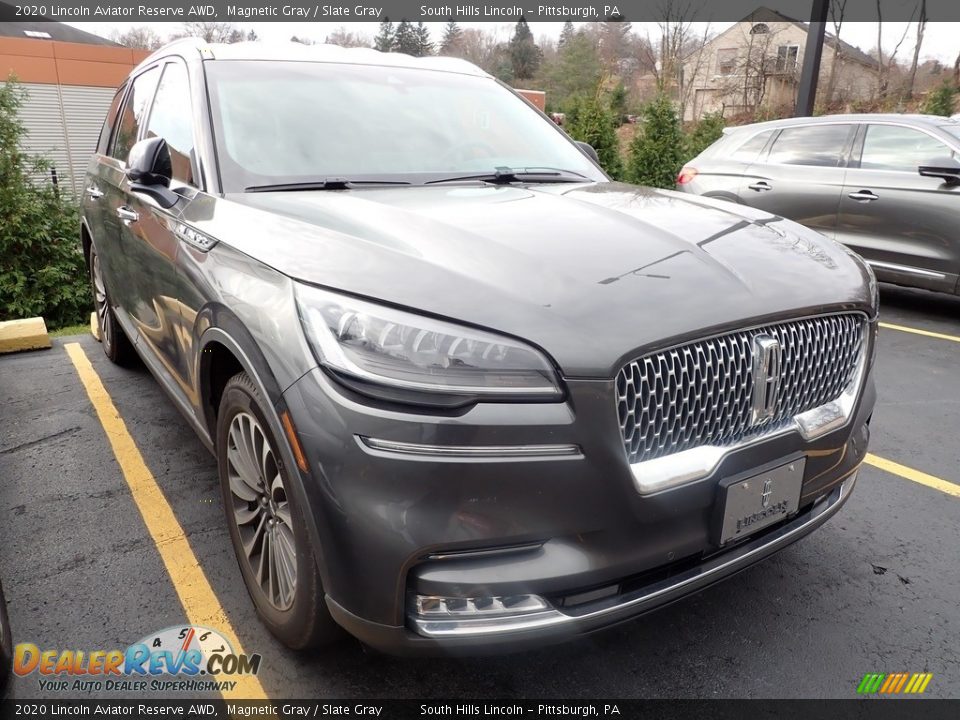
[414,594,549,617]
[410,593,563,637]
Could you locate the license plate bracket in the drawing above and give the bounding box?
[715,456,806,546]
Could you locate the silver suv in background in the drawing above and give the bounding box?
[678,115,960,295]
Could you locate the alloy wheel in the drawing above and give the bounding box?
[226,411,297,611]
[92,253,111,349]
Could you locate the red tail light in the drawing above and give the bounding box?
[677,167,698,185]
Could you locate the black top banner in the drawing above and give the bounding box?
[3,700,960,720]
[0,0,957,23]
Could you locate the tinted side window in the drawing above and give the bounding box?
[145,63,197,186]
[860,125,956,172]
[110,66,161,163]
[767,124,853,167]
[97,86,126,154]
[730,130,774,162]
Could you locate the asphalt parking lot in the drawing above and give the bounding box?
[1,284,958,700]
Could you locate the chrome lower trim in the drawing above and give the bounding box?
[411,472,856,638]
[357,436,583,461]
[865,259,945,280]
[630,341,868,495]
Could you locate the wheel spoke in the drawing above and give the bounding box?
[274,503,293,529]
[227,423,262,497]
[232,497,260,525]
[242,512,268,560]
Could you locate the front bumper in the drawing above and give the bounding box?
[282,360,874,655]
[328,471,858,655]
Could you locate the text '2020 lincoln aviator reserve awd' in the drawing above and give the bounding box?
[82,40,877,654]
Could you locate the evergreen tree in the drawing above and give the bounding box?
[685,111,726,159]
[0,79,87,329]
[599,17,632,71]
[558,21,575,48]
[414,21,433,57]
[566,94,623,180]
[609,83,628,124]
[394,20,418,55]
[922,81,957,116]
[508,18,541,80]
[440,19,463,55]
[548,29,603,108]
[627,94,685,188]
[373,19,394,52]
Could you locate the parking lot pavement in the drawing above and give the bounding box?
[1,284,958,700]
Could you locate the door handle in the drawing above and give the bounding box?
[116,206,139,223]
[848,190,879,202]
[748,181,773,192]
[85,186,103,200]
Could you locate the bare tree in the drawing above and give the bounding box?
[824,0,847,107]
[109,26,165,51]
[640,0,713,118]
[173,22,246,44]
[906,0,928,98]
[324,27,371,48]
[710,23,793,118]
[874,0,914,99]
[456,27,509,73]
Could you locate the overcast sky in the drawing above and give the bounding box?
[64,21,960,63]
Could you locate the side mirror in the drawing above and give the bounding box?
[575,141,600,164]
[918,156,960,185]
[125,137,179,208]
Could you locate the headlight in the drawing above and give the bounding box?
[296,284,562,404]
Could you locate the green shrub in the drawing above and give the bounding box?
[921,82,957,117]
[566,94,624,180]
[626,93,684,189]
[0,78,88,330]
[685,111,726,160]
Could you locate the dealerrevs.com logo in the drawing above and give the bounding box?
[14,625,262,693]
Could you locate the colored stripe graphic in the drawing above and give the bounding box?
[858,672,932,694]
[857,674,885,694]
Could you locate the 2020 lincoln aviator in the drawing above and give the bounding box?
[82,39,877,654]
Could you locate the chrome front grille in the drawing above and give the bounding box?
[616,314,866,464]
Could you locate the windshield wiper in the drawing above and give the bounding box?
[425,167,590,185]
[245,178,411,192]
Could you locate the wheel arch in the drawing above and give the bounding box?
[196,310,333,587]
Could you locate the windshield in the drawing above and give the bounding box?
[205,60,604,191]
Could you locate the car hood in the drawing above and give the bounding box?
[185,182,874,377]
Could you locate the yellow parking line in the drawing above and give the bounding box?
[64,343,268,700]
[879,322,960,344]
[865,453,960,499]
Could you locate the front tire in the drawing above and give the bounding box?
[89,246,136,365]
[216,372,340,649]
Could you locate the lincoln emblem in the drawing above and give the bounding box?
[751,335,783,424]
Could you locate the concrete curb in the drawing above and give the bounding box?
[0,317,52,354]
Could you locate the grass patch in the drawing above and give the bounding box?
[50,323,91,338]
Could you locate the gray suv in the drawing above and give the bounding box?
[82,40,876,654]
[678,114,960,295]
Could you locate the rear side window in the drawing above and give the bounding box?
[110,66,161,163]
[145,63,197,186]
[766,124,854,167]
[729,130,774,162]
[860,125,956,172]
[97,86,125,155]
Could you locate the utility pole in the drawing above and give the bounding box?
[795,0,829,116]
